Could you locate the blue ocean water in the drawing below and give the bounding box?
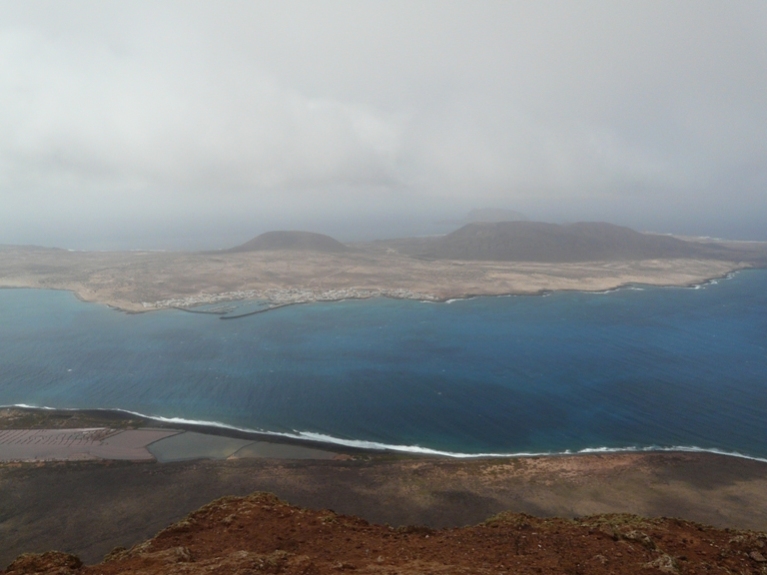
[1,270,766,458]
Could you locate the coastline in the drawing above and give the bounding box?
[102,261,760,314]
[1,259,754,315]
[0,239,757,314]
[2,270,765,465]
[3,405,766,464]
[79,264,767,318]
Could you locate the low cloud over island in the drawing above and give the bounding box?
[1,1,766,248]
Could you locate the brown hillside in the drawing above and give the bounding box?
[7,492,767,575]
[398,221,740,262]
[228,231,349,253]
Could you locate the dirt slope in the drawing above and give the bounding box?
[3,451,767,567]
[6,492,767,575]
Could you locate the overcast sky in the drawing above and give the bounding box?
[1,1,766,248]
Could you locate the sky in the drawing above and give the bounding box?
[1,1,766,249]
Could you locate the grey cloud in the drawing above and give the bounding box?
[1,26,401,192]
[1,1,766,248]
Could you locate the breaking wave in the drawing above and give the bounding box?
[4,404,766,464]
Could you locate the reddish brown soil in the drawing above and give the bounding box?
[6,492,766,575]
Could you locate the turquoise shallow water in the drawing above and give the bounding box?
[1,270,766,458]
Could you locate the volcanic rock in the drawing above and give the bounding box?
[418,221,717,262]
[6,492,767,575]
[228,231,349,253]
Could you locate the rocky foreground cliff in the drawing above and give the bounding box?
[6,492,766,575]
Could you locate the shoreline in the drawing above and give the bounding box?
[115,262,760,315]
[2,268,764,464]
[2,261,755,316]
[3,405,766,464]
[4,408,767,565]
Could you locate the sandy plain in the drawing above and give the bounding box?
[0,244,754,312]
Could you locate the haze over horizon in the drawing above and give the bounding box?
[1,1,766,250]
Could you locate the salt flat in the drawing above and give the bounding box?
[0,427,339,463]
[0,428,179,461]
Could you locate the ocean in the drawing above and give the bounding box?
[1,270,766,459]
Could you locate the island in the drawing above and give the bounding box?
[1,222,764,313]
